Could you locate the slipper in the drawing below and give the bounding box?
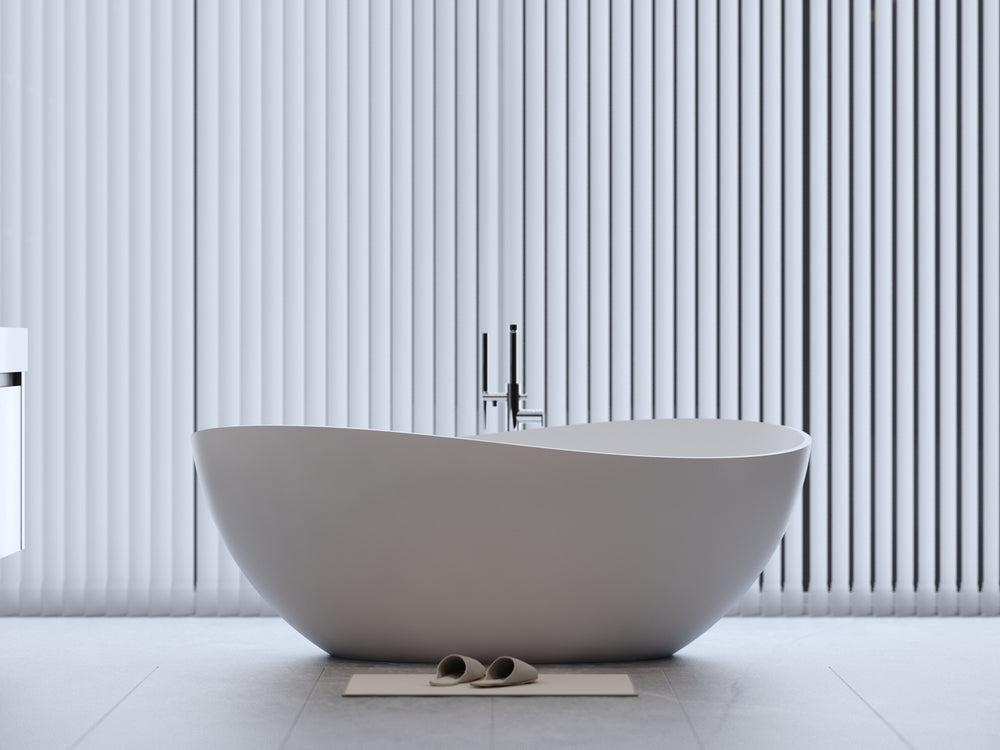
[470,656,539,688]
[429,654,487,686]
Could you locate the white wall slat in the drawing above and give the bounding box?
[42,0,67,615]
[632,0,653,422]
[370,0,392,432]
[983,0,1000,617]
[413,0,434,434]
[83,0,110,616]
[738,0,762,616]
[284,0,307,427]
[567,0,589,425]
[937,0,960,616]
[610,0,631,422]
[349,0,371,431]
[304,0,327,427]
[328,0,350,429]
[390,0,413,434]
[717,0,739,424]
[194,0,221,613]
[652,0,674,422]
[523,0,545,434]
[675,0,696,422]
[589,0,611,425]
[915,0,938,615]
[170,0,197,614]
[261,0,282,431]
[242,0,265,613]
[829,0,851,616]
[152,0,191,615]
[957,0,980,616]
[807,0,830,616]
[455,0,478,438]
[478,0,500,434]
[873,0,894,616]
[696,0,717,422]
[65,0,86,615]
[433,0,456,437]
[760,0,782,615]
[851,0,873,617]
[501,0,523,415]
[894,0,917,617]
[782,0,805,616]
[546,0,568,428]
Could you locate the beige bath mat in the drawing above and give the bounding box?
[343,673,636,697]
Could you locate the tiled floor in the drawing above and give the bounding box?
[1,616,997,749]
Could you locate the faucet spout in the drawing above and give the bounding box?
[480,324,545,432]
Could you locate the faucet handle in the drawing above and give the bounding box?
[514,408,544,429]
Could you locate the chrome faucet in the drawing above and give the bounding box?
[480,324,545,432]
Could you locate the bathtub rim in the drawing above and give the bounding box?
[192,417,811,462]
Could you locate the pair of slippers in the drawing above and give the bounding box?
[429,654,539,688]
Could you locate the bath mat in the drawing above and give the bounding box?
[343,673,636,697]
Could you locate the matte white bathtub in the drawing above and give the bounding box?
[192,419,810,663]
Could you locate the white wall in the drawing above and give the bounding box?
[0,0,997,616]
[0,0,195,614]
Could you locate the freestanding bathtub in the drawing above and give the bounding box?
[192,419,810,663]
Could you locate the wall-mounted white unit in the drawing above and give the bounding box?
[0,329,26,560]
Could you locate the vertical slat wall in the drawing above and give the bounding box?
[0,0,995,615]
[195,0,496,608]
[488,0,998,616]
[0,0,195,615]
[196,0,341,611]
[188,0,992,616]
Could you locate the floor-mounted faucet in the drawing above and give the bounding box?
[480,324,544,432]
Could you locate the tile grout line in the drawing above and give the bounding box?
[489,696,495,750]
[662,668,707,750]
[66,666,160,750]
[827,666,917,750]
[278,666,327,750]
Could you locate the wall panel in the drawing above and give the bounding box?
[0,0,195,615]
[0,0,995,616]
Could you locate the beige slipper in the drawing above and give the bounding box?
[429,654,488,686]
[470,656,539,688]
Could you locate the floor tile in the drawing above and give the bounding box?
[1,617,998,749]
[490,670,701,750]
[824,621,1000,750]
[0,662,158,750]
[283,665,493,750]
[74,659,326,750]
